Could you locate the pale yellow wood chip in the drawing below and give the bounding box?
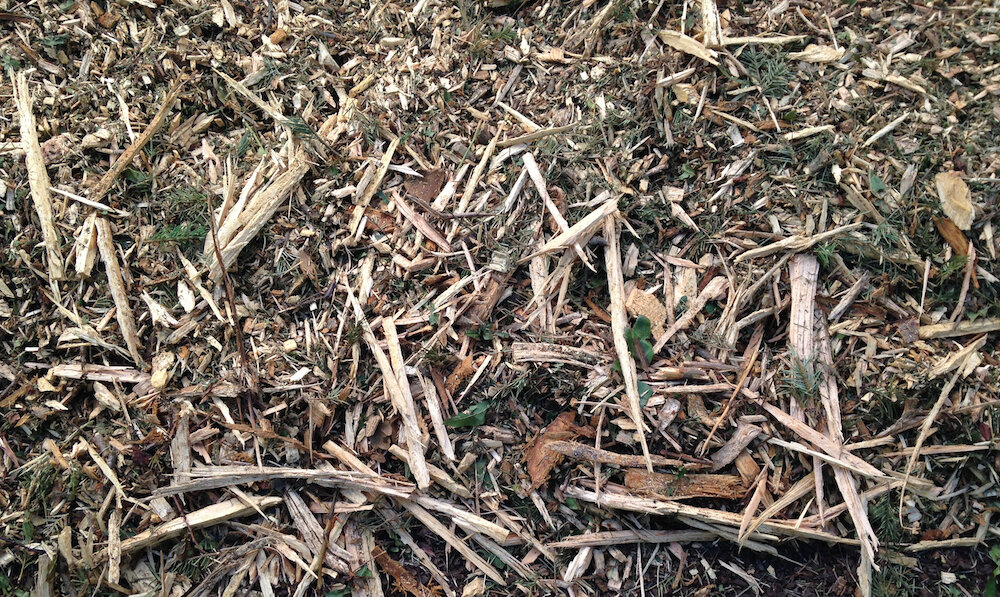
[788,44,846,63]
[625,288,667,340]
[12,71,64,279]
[96,218,144,365]
[604,216,653,471]
[658,30,720,65]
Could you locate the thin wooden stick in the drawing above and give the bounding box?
[89,80,185,202]
[382,317,431,490]
[344,284,430,489]
[604,215,653,471]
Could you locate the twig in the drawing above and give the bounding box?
[89,80,185,202]
[604,215,653,472]
[207,196,259,394]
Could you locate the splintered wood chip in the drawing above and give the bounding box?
[657,30,720,65]
[788,44,846,63]
[150,351,176,389]
[626,288,667,340]
[461,577,486,597]
[935,171,974,230]
[624,470,748,500]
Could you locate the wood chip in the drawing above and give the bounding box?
[12,71,63,279]
[96,218,143,365]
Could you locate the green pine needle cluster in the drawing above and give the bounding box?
[741,47,793,98]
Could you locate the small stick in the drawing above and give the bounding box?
[207,196,259,394]
[89,80,185,202]
[862,112,909,147]
[605,215,653,472]
[699,325,763,456]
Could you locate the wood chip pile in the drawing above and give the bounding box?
[1,0,998,595]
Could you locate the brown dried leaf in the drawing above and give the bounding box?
[934,216,970,255]
[445,355,478,394]
[374,546,443,597]
[526,412,582,489]
[405,168,447,204]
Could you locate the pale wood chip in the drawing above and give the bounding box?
[13,71,64,279]
[658,30,720,65]
[518,192,617,263]
[918,317,1000,339]
[653,276,729,353]
[107,506,122,584]
[604,215,653,471]
[734,223,863,262]
[549,529,715,548]
[209,158,311,282]
[103,496,283,558]
[96,218,144,365]
[339,296,431,488]
[565,485,859,545]
[710,423,761,471]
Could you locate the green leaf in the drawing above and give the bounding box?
[631,315,652,340]
[355,565,373,578]
[986,577,997,597]
[623,316,654,364]
[444,402,489,428]
[638,381,654,407]
[638,338,654,364]
[123,168,150,184]
[869,171,886,193]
